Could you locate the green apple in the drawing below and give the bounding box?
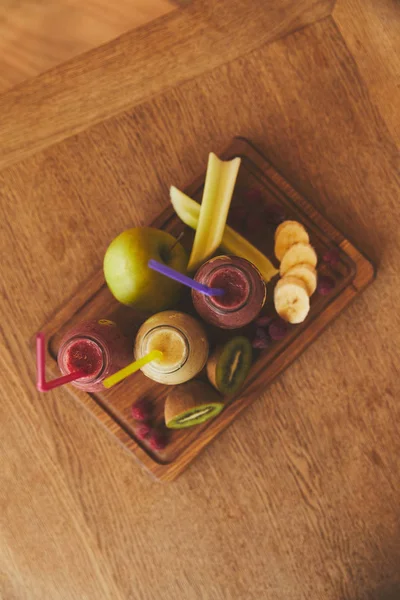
[104,227,188,313]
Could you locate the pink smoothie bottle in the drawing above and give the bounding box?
[57,319,131,392]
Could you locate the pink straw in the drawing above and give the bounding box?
[148,259,225,296]
[36,332,87,392]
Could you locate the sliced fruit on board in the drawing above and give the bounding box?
[280,242,318,276]
[207,336,253,396]
[274,220,310,262]
[165,381,224,429]
[284,263,317,296]
[170,186,279,282]
[187,153,241,272]
[274,276,310,324]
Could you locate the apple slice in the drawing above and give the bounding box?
[170,186,279,282]
[187,153,241,272]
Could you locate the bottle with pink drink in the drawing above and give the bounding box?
[57,319,131,392]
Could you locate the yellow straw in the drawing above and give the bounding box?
[103,350,163,389]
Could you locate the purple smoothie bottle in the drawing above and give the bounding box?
[192,255,266,329]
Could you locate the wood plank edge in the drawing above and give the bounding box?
[0,1,334,171]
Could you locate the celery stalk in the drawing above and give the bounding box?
[187,153,241,272]
[170,186,279,282]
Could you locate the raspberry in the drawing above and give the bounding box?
[131,398,153,422]
[252,328,270,349]
[134,423,151,441]
[323,248,340,267]
[255,315,273,327]
[148,427,169,451]
[317,276,335,295]
[268,318,288,341]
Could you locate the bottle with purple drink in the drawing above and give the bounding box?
[192,255,266,329]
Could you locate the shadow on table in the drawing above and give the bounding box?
[369,581,400,600]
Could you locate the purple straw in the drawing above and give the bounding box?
[148,259,225,296]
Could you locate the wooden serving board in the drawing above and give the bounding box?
[41,138,375,481]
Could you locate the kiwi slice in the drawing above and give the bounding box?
[207,336,252,396]
[165,381,224,429]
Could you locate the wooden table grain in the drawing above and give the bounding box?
[0,0,175,93]
[0,1,399,599]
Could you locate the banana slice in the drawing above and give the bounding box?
[274,276,310,324]
[284,263,317,296]
[280,242,317,276]
[275,220,301,239]
[274,221,309,261]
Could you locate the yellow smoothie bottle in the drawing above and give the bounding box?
[134,311,209,385]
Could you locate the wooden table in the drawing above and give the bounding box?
[0,0,399,598]
[0,0,175,93]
